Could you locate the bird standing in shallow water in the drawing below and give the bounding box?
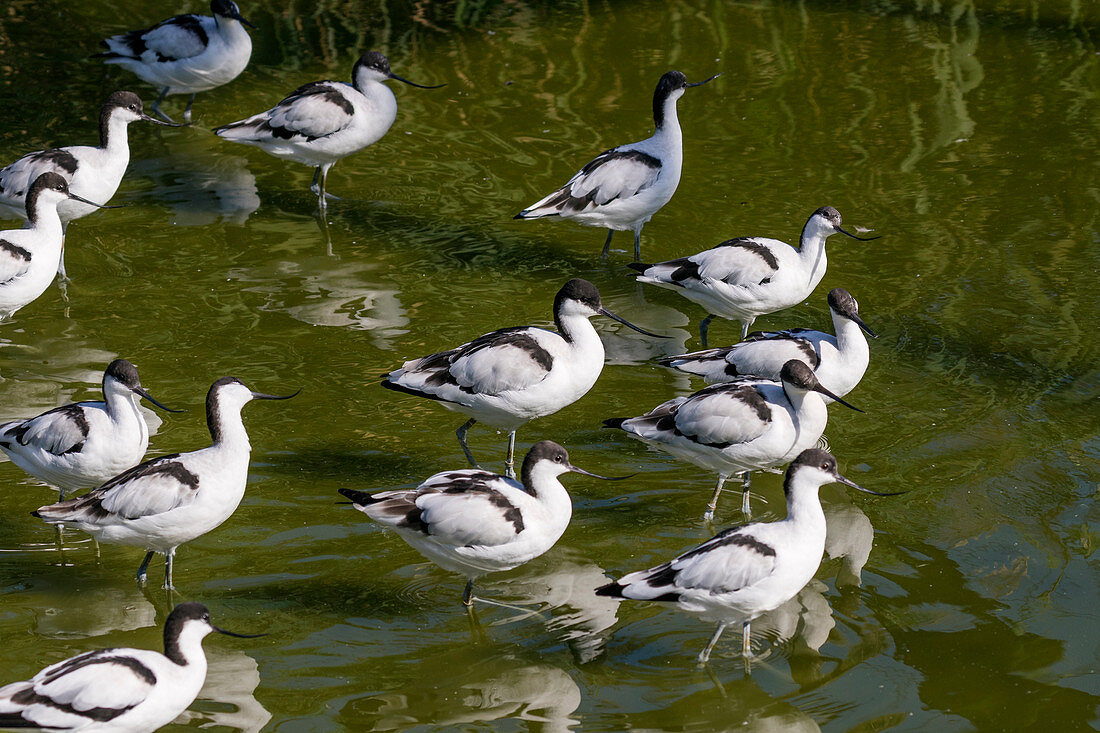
[0,174,120,318]
[214,51,443,211]
[0,359,181,500]
[515,70,719,261]
[382,278,666,478]
[596,448,896,664]
[33,377,298,590]
[0,602,263,732]
[605,360,862,520]
[631,206,879,346]
[95,0,256,123]
[659,287,876,398]
[0,92,180,279]
[340,440,625,608]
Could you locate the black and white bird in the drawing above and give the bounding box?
[382,278,665,478]
[514,70,719,261]
[596,449,895,664]
[0,602,262,732]
[0,173,119,318]
[0,359,181,500]
[0,91,180,279]
[340,440,623,607]
[604,360,861,520]
[95,0,256,123]
[214,50,443,210]
[630,207,879,346]
[33,377,297,589]
[658,288,876,398]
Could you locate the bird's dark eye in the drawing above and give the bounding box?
[556,454,564,462]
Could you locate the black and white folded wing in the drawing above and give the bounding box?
[0,149,79,215]
[0,237,33,286]
[101,14,212,65]
[347,469,527,548]
[632,237,784,292]
[612,382,774,448]
[0,648,158,729]
[215,82,355,145]
[599,525,776,601]
[0,403,92,457]
[385,326,556,403]
[659,329,819,384]
[517,148,662,218]
[35,453,199,526]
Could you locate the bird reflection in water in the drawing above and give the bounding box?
[229,257,407,350]
[487,556,621,663]
[353,652,580,732]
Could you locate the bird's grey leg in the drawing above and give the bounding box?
[462,578,475,607]
[741,471,752,517]
[314,168,327,213]
[704,473,728,523]
[182,94,196,124]
[741,619,753,659]
[698,622,729,664]
[150,87,176,123]
[311,167,341,209]
[700,315,715,348]
[504,430,517,479]
[56,222,70,284]
[456,419,480,468]
[136,550,155,584]
[740,319,752,341]
[600,229,614,258]
[163,549,175,590]
[633,228,642,262]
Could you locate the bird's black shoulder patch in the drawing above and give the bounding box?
[716,238,780,271]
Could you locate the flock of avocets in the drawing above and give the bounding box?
[0,1,901,729]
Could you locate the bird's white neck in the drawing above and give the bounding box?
[105,388,150,442]
[782,387,828,440]
[653,93,684,144]
[207,402,252,451]
[216,16,250,45]
[832,314,870,366]
[783,479,827,530]
[164,622,212,669]
[555,312,606,360]
[100,111,133,154]
[25,198,64,241]
[795,218,833,288]
[521,462,574,535]
[355,77,398,120]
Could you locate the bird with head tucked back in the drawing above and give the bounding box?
[95,0,256,123]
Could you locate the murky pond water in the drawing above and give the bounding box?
[0,0,1097,730]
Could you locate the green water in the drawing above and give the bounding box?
[0,0,1098,730]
